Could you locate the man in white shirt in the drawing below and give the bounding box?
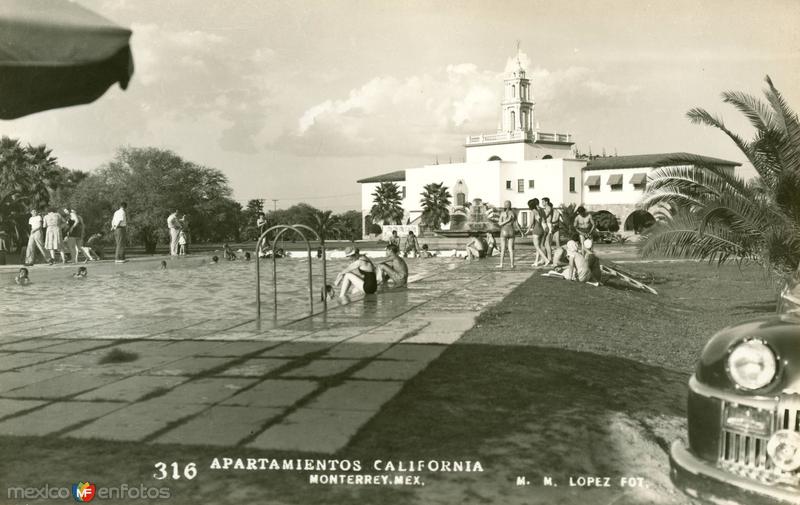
[24,208,47,265]
[111,202,128,263]
[167,209,181,256]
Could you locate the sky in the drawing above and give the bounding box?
[1,0,798,211]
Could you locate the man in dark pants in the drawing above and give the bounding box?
[111,202,128,263]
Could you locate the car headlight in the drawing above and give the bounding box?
[727,340,777,390]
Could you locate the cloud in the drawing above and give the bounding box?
[282,51,640,157]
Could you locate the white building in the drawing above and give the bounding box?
[358,57,739,237]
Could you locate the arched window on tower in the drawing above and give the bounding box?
[511,85,515,98]
[510,111,516,131]
[522,111,528,130]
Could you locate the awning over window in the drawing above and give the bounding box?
[630,173,647,185]
[607,174,623,185]
[585,175,601,186]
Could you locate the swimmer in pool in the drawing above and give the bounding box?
[159,260,167,270]
[73,266,87,278]
[211,255,219,264]
[244,252,251,261]
[320,284,336,302]
[15,267,30,285]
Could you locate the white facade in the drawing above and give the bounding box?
[357,56,740,237]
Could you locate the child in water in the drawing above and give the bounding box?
[320,284,336,302]
[73,266,87,278]
[160,260,167,270]
[243,252,251,261]
[15,267,30,285]
[211,255,219,264]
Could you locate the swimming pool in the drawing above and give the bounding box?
[0,256,455,327]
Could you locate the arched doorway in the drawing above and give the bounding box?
[488,155,502,161]
[624,210,656,233]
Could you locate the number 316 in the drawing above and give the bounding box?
[154,461,197,480]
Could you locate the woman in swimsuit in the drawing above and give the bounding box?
[335,246,378,298]
[497,200,519,268]
[527,198,550,267]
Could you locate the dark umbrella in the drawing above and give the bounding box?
[0,0,134,119]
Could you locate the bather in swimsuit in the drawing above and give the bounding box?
[360,267,378,294]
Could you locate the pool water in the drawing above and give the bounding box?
[0,257,454,326]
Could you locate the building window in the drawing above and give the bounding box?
[521,211,528,227]
[607,174,623,191]
[510,111,516,130]
[517,179,524,193]
[511,84,515,98]
[585,175,601,192]
[569,177,576,193]
[402,186,407,198]
[528,179,535,189]
[506,180,512,190]
[630,173,647,190]
[456,193,466,206]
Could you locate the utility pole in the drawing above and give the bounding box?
[271,199,278,212]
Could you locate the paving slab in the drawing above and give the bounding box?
[154,405,283,446]
[195,342,278,357]
[221,379,318,408]
[259,342,333,357]
[403,313,477,344]
[351,359,432,381]
[2,373,122,399]
[145,357,236,376]
[0,353,57,371]
[65,399,209,442]
[36,340,117,354]
[75,376,188,402]
[282,359,361,378]
[0,370,70,394]
[379,344,447,362]
[0,339,64,352]
[215,358,292,377]
[305,380,404,411]
[325,343,392,359]
[0,398,47,419]
[248,408,375,453]
[0,401,122,436]
[154,378,255,405]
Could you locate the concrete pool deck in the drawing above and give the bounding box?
[0,253,537,453]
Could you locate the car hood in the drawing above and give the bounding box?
[696,314,800,395]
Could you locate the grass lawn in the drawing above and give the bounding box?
[0,261,777,504]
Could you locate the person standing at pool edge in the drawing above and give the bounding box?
[497,200,519,269]
[167,209,182,256]
[25,208,47,266]
[111,202,128,263]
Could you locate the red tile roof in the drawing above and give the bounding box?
[356,170,406,184]
[584,152,741,170]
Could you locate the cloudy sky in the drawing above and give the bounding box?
[2,0,798,211]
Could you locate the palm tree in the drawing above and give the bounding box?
[370,182,404,225]
[419,182,451,230]
[639,76,800,277]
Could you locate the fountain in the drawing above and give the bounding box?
[436,198,500,237]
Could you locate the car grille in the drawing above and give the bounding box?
[718,396,800,486]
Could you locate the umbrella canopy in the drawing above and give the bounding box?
[0,0,134,119]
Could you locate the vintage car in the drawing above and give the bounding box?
[670,269,800,504]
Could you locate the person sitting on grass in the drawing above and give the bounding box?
[548,240,600,287]
[465,234,486,261]
[403,230,420,258]
[377,244,408,287]
[15,267,30,285]
[582,238,603,285]
[335,246,378,299]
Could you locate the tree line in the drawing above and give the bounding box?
[0,142,362,254]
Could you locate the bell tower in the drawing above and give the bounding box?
[500,49,534,133]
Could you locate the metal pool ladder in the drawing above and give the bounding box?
[255,224,327,323]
